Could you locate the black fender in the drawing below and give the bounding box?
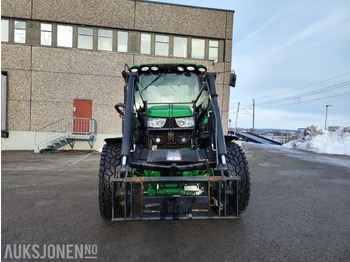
[104,137,123,145]
[225,135,239,144]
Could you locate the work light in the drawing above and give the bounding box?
[177,66,185,72]
[141,66,150,72]
[151,66,159,71]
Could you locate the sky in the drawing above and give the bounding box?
[150,0,350,130]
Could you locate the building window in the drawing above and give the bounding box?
[98,29,113,51]
[155,35,169,56]
[140,33,151,55]
[209,40,219,61]
[191,39,205,59]
[78,27,93,50]
[117,31,128,52]
[40,23,52,46]
[173,37,187,58]
[14,21,26,44]
[1,19,9,42]
[57,25,73,47]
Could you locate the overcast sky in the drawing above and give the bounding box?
[152,0,350,130]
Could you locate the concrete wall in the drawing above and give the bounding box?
[1,0,233,150]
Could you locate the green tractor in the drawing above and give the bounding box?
[98,63,250,220]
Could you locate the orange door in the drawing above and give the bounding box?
[73,100,92,134]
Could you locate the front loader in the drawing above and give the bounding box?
[98,63,250,221]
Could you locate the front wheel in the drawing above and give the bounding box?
[98,143,123,220]
[226,142,251,215]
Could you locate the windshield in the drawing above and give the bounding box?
[137,72,201,104]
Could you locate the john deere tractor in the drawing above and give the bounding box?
[98,63,250,220]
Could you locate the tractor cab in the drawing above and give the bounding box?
[131,64,209,150]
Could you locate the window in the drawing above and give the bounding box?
[14,21,26,44]
[40,23,52,46]
[209,40,219,61]
[191,39,205,59]
[1,19,9,42]
[57,25,73,47]
[155,35,169,56]
[173,37,187,58]
[139,73,200,104]
[140,33,151,55]
[78,27,93,50]
[117,31,128,52]
[98,29,113,51]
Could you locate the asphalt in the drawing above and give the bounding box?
[1,143,350,261]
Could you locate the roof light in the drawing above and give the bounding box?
[186,66,195,71]
[150,66,159,71]
[198,67,207,73]
[141,66,149,72]
[177,66,185,72]
[130,68,138,73]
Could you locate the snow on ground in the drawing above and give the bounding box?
[283,125,350,156]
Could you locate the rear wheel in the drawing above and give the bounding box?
[98,143,123,220]
[226,142,251,215]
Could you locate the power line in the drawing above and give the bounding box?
[255,91,350,110]
[255,81,350,106]
[284,91,350,106]
[234,90,350,114]
[254,71,350,100]
[229,79,350,118]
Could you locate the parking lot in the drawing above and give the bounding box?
[2,143,350,261]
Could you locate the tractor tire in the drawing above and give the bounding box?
[98,143,123,220]
[226,142,251,215]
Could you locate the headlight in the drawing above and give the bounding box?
[175,117,194,128]
[148,118,166,128]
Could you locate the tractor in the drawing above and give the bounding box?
[98,63,250,220]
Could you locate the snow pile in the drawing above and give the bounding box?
[283,125,350,156]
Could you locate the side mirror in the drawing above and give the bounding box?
[229,72,237,87]
[114,103,126,118]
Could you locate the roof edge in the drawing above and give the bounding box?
[134,0,235,13]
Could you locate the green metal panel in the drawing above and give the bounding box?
[148,104,192,117]
[141,167,212,196]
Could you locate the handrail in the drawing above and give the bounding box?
[34,118,97,152]
[34,119,69,151]
[35,118,66,133]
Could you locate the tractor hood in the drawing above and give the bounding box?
[148,104,192,118]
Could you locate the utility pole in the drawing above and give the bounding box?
[252,98,255,133]
[325,104,332,130]
[234,102,240,135]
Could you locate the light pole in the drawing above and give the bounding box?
[252,99,255,133]
[325,104,332,130]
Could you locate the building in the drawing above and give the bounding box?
[1,0,234,151]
